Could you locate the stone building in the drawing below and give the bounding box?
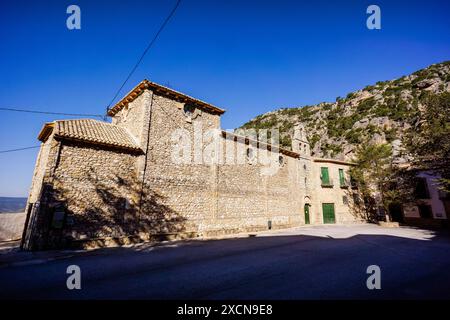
[21,80,364,250]
[400,171,449,226]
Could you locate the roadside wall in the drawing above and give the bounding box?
[0,212,26,241]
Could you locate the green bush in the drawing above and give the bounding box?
[346,92,356,100]
[308,134,321,149]
[384,128,397,143]
[345,128,364,144]
[356,97,376,114]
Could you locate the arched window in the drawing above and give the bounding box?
[278,155,285,167]
[246,148,254,162]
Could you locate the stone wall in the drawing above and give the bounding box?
[141,92,221,234]
[112,91,149,148]
[22,135,62,249]
[137,91,307,235]
[212,145,304,233]
[23,140,143,249]
[28,132,54,204]
[0,212,26,241]
[52,141,142,239]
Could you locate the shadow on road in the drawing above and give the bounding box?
[1,225,450,299]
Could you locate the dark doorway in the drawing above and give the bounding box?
[304,204,310,224]
[415,178,431,199]
[389,203,404,223]
[322,203,335,224]
[444,200,450,219]
[418,204,433,219]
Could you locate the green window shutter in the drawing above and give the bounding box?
[321,167,330,185]
[339,169,345,186]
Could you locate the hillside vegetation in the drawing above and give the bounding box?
[240,61,450,161]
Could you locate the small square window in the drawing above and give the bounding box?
[342,196,348,205]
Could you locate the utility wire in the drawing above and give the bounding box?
[0,107,104,154]
[1,1,182,154]
[0,107,104,118]
[105,0,182,112]
[0,146,40,154]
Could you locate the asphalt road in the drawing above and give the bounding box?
[1,224,450,299]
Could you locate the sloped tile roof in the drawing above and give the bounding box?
[38,119,141,151]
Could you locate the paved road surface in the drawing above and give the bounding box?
[1,224,450,299]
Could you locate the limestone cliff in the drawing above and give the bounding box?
[240,61,450,161]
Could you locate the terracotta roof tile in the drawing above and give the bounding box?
[39,119,141,151]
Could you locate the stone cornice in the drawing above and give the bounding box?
[107,79,226,117]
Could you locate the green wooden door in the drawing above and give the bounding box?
[304,204,310,224]
[321,167,330,185]
[322,203,335,224]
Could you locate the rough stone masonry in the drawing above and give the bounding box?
[21,80,365,250]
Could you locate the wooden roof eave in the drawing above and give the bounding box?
[52,134,143,154]
[221,130,300,159]
[313,157,355,166]
[37,122,55,143]
[107,79,226,117]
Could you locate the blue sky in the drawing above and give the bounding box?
[0,0,449,197]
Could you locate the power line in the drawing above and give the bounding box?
[0,107,104,118]
[105,0,182,112]
[0,146,40,154]
[0,108,105,155]
[1,1,182,155]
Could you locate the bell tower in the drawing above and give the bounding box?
[292,123,310,157]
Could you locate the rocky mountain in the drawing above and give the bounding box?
[240,61,450,161]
